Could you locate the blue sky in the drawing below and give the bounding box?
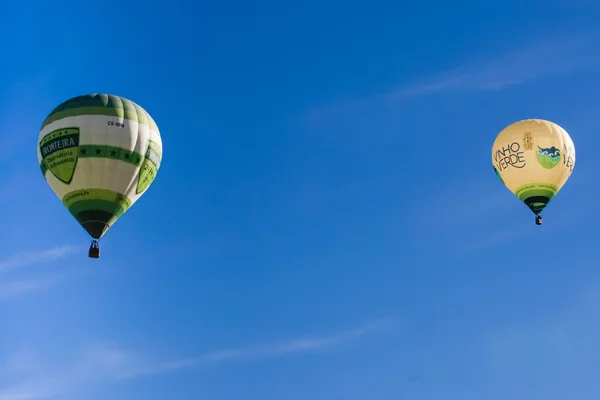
[2,0,600,399]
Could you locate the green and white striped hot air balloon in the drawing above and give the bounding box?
[37,94,163,258]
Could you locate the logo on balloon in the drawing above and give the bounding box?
[493,141,526,171]
[39,128,80,184]
[536,146,560,169]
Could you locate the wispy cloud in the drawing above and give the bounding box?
[482,285,600,385]
[0,245,76,302]
[406,167,594,255]
[149,317,391,372]
[0,318,391,400]
[0,281,50,302]
[402,284,600,400]
[306,32,600,121]
[0,246,75,275]
[391,34,599,99]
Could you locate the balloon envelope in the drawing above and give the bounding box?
[38,94,163,239]
[491,119,575,215]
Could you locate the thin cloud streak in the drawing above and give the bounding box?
[392,35,595,99]
[408,168,593,254]
[0,318,392,399]
[0,246,75,275]
[117,317,392,379]
[0,281,49,302]
[0,246,77,302]
[482,285,600,379]
[306,32,600,121]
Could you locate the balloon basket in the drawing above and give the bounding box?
[89,240,100,258]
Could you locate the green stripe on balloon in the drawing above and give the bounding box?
[514,183,558,215]
[62,189,133,239]
[40,145,145,176]
[41,94,158,130]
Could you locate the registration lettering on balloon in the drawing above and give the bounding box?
[39,127,80,184]
[493,141,526,171]
[107,120,125,128]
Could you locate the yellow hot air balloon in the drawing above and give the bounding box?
[492,119,575,225]
[38,94,163,258]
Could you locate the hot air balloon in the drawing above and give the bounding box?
[38,94,163,258]
[492,118,575,225]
